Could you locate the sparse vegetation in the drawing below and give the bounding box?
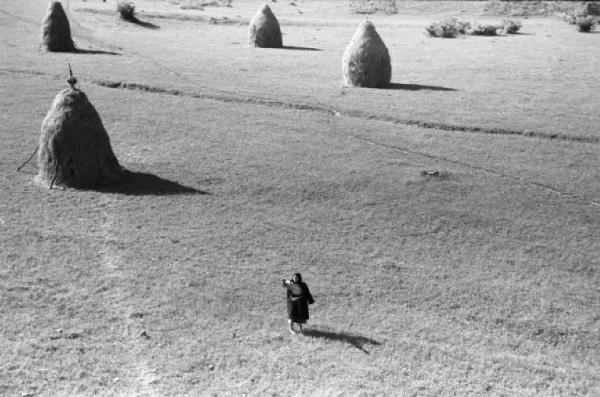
[425,18,470,38]
[502,19,522,34]
[425,21,458,38]
[117,1,136,21]
[485,1,584,17]
[557,10,586,25]
[426,18,510,38]
[348,0,397,15]
[178,0,233,9]
[576,16,596,32]
[469,24,500,36]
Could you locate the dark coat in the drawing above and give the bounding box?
[286,281,314,323]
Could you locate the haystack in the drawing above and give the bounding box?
[36,88,123,188]
[342,21,391,88]
[41,1,76,52]
[249,4,283,48]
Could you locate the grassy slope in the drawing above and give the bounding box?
[1,0,600,396]
[2,1,600,140]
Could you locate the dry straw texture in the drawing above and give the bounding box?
[41,1,75,52]
[248,4,282,48]
[37,88,123,188]
[342,21,391,88]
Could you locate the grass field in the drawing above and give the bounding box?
[1,0,600,395]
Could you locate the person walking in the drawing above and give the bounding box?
[282,273,314,334]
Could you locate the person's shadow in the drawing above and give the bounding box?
[302,327,381,354]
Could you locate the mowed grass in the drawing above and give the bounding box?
[1,0,600,395]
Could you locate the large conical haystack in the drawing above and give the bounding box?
[41,1,76,52]
[36,88,123,188]
[342,21,391,88]
[248,4,283,48]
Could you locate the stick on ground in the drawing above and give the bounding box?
[16,146,38,172]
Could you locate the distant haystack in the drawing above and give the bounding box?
[342,21,391,88]
[41,1,76,52]
[36,88,123,188]
[249,4,283,48]
[117,1,136,21]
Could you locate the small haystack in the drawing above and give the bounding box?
[342,21,391,88]
[36,88,123,188]
[41,1,76,52]
[249,4,283,48]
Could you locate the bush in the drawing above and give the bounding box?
[576,16,595,32]
[565,14,577,25]
[469,24,500,36]
[425,18,470,38]
[425,22,458,38]
[117,1,136,21]
[453,19,472,34]
[502,19,522,34]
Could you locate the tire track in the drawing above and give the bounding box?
[97,196,161,396]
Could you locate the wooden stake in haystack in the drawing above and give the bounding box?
[41,1,76,52]
[36,66,123,188]
[248,4,283,48]
[342,21,391,88]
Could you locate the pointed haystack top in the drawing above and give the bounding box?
[249,4,283,48]
[41,1,76,52]
[342,21,391,88]
[36,87,123,188]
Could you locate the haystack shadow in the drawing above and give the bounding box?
[387,83,457,91]
[282,45,322,51]
[96,170,207,196]
[74,48,121,55]
[124,16,160,30]
[302,328,381,354]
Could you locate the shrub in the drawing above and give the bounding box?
[425,22,458,38]
[558,10,588,25]
[502,19,522,34]
[452,19,472,34]
[576,16,595,32]
[425,19,470,38]
[117,1,136,21]
[565,14,577,25]
[469,24,500,36]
